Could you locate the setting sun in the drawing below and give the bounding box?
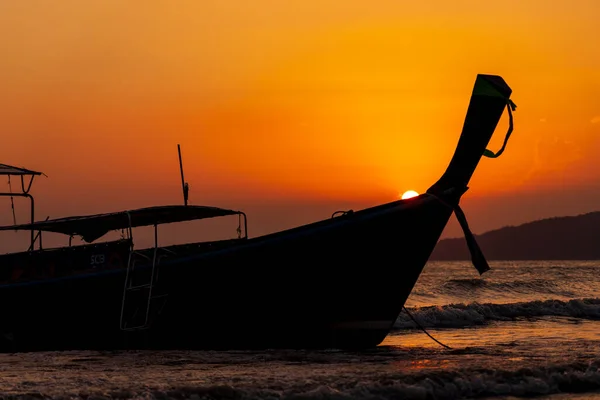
[401,190,419,200]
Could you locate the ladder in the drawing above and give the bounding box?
[119,246,170,331]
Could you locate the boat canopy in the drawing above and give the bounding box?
[0,164,43,176]
[0,205,243,243]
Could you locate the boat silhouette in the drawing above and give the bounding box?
[0,74,516,352]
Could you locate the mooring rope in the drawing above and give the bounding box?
[402,306,452,350]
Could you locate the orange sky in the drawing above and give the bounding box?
[1,1,600,250]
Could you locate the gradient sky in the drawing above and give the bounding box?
[1,1,600,250]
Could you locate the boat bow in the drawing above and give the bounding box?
[427,74,517,274]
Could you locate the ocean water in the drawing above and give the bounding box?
[1,260,600,400]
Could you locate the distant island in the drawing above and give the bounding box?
[431,211,600,260]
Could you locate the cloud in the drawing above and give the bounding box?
[591,116,600,124]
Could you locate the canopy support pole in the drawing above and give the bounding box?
[177,144,189,206]
[0,191,35,248]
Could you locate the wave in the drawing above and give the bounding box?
[441,277,575,297]
[6,358,600,400]
[395,297,600,330]
[157,361,600,399]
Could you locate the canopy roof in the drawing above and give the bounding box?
[0,205,242,243]
[0,163,43,176]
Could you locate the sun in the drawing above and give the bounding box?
[401,190,419,200]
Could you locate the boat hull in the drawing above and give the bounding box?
[0,194,454,352]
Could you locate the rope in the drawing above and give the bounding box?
[483,99,517,158]
[403,306,452,350]
[425,191,490,275]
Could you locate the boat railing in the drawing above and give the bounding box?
[0,164,44,250]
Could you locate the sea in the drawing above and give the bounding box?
[1,260,600,400]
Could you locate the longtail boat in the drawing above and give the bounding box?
[0,74,516,352]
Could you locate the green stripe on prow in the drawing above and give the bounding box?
[473,76,504,98]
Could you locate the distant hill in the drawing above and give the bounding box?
[430,211,600,261]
